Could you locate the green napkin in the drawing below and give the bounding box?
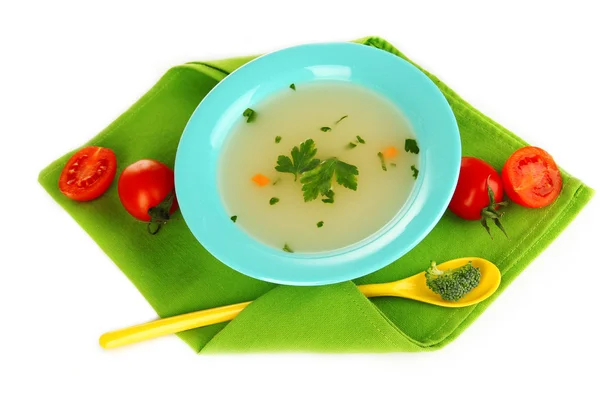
[38,37,594,352]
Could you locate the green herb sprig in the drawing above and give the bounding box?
[300,158,358,203]
[275,139,320,181]
[275,139,359,204]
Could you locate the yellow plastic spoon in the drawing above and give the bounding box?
[100,257,500,349]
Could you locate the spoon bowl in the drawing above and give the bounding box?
[359,257,501,307]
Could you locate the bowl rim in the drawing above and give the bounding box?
[175,42,461,286]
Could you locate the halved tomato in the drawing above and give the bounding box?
[501,146,562,208]
[58,146,117,201]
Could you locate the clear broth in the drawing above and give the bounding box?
[219,81,418,253]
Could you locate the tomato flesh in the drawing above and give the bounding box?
[449,157,503,220]
[58,146,117,201]
[502,146,562,208]
[117,159,178,222]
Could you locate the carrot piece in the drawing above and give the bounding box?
[382,146,399,159]
[252,174,270,186]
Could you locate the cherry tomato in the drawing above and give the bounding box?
[449,157,508,238]
[118,160,178,226]
[58,146,117,201]
[502,146,562,208]
[449,157,504,220]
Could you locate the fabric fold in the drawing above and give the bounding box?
[202,282,422,353]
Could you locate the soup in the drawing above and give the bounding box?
[219,81,419,253]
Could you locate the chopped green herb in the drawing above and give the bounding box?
[390,163,397,167]
[283,243,294,253]
[269,197,280,205]
[377,152,387,171]
[321,189,335,204]
[272,177,281,186]
[317,221,324,228]
[243,108,256,123]
[320,126,332,132]
[289,83,296,91]
[347,136,365,149]
[335,115,348,124]
[275,136,282,143]
[411,165,419,179]
[405,139,420,154]
[275,139,320,181]
[301,159,358,202]
[230,215,238,223]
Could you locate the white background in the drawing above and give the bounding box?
[1,1,598,399]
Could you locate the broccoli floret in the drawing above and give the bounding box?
[425,261,481,302]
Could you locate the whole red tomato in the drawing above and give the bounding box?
[449,157,507,238]
[118,159,178,233]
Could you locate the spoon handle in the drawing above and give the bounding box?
[101,278,401,350]
[358,282,401,298]
[100,281,402,349]
[99,302,251,349]
[99,282,385,349]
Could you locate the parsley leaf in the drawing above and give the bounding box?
[320,126,332,132]
[405,139,419,154]
[377,152,387,171]
[356,135,365,144]
[411,165,419,179]
[275,136,282,143]
[300,158,358,202]
[269,197,280,205]
[321,189,335,204]
[243,108,256,123]
[290,83,296,91]
[283,243,294,253]
[335,115,348,124]
[317,221,324,228]
[347,142,357,149]
[230,215,238,223]
[275,139,321,181]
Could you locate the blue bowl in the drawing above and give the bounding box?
[175,43,460,286]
